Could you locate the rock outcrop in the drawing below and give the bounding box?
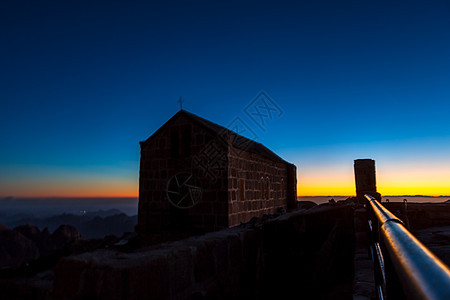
[0,224,39,269]
[4,213,137,239]
[51,225,82,249]
[0,224,82,269]
[414,225,450,266]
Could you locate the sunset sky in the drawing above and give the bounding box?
[1,1,450,197]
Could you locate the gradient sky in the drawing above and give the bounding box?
[1,0,450,197]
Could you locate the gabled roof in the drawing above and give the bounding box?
[141,110,289,164]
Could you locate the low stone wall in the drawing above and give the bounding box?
[53,204,355,299]
[383,202,450,230]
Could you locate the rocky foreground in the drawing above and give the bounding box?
[0,224,82,269]
[0,223,137,299]
[1,202,356,299]
[0,200,448,299]
[414,225,450,266]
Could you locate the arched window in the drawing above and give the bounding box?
[265,177,270,199]
[239,179,245,201]
[260,177,265,199]
[281,178,285,199]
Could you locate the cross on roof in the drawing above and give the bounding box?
[178,97,184,110]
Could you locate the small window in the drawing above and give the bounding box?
[260,177,265,199]
[239,179,245,201]
[281,178,285,199]
[266,177,270,199]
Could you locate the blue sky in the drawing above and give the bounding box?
[1,0,449,196]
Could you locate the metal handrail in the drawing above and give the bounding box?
[365,194,450,300]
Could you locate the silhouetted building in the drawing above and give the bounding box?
[354,159,381,201]
[137,110,297,242]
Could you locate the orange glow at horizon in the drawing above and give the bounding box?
[2,161,450,198]
[2,179,138,198]
[376,161,450,196]
[297,164,356,196]
[297,161,450,197]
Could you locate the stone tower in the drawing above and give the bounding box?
[354,159,381,200]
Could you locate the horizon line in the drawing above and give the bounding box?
[298,195,450,198]
[0,196,139,199]
[2,194,450,199]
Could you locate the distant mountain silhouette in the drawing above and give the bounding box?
[78,213,137,239]
[1,210,137,239]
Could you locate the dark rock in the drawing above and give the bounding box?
[297,201,317,210]
[13,224,54,256]
[13,224,41,240]
[50,225,82,249]
[0,224,39,269]
[413,225,450,266]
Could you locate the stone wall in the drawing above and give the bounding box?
[383,202,450,231]
[137,115,229,243]
[227,144,291,227]
[53,204,355,300]
[138,114,298,243]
